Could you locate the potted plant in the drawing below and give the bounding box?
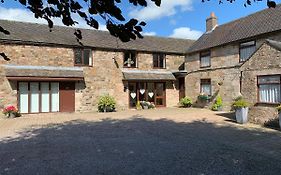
[98,94,116,112]
[180,97,193,108]
[198,93,210,101]
[276,104,281,128]
[136,101,142,110]
[140,101,149,109]
[232,98,249,124]
[147,102,155,109]
[211,95,223,111]
[2,105,20,118]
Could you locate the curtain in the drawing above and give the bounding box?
[201,56,210,67]
[259,84,280,103]
[201,84,211,95]
[240,46,255,62]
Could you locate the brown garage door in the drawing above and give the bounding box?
[60,82,75,112]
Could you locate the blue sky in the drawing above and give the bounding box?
[0,0,274,40]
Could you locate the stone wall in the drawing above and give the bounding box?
[241,43,281,125]
[0,43,184,112]
[185,32,281,111]
[185,68,241,110]
[0,44,74,109]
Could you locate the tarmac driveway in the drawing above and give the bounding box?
[1,108,281,175]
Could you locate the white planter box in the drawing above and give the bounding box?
[235,107,248,124]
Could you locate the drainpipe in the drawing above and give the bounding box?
[240,71,243,93]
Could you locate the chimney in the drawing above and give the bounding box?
[206,12,217,32]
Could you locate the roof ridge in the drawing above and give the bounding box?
[0,19,194,42]
[188,3,281,53]
[213,3,281,31]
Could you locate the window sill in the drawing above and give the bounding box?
[123,66,138,68]
[153,67,166,69]
[200,65,211,68]
[74,65,93,67]
[256,102,280,105]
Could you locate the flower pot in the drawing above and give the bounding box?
[278,113,281,129]
[217,106,223,111]
[143,106,149,110]
[6,113,15,118]
[235,107,248,124]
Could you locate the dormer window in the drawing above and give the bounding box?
[124,51,137,68]
[74,48,93,66]
[200,51,211,68]
[239,40,256,62]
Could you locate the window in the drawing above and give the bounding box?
[153,53,166,68]
[258,75,281,103]
[200,51,211,68]
[74,49,92,66]
[239,40,256,62]
[200,79,211,95]
[124,52,137,68]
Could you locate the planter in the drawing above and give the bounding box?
[278,113,281,128]
[102,106,115,112]
[217,106,223,111]
[235,107,248,124]
[143,106,149,110]
[6,113,15,118]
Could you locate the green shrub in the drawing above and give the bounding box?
[98,94,116,112]
[276,104,281,113]
[232,99,249,109]
[216,95,223,107]
[211,95,223,111]
[180,97,193,107]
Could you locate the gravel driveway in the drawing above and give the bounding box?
[1,108,281,175]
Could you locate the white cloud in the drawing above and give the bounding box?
[129,0,193,21]
[169,27,203,40]
[142,32,157,36]
[0,7,107,31]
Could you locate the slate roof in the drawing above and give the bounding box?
[188,4,281,54]
[122,70,176,81]
[4,65,84,78]
[0,20,194,54]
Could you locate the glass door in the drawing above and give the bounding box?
[19,82,29,113]
[129,83,137,108]
[155,83,166,107]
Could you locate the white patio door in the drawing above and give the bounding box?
[18,82,60,113]
[30,82,39,113]
[19,82,29,113]
[41,82,50,112]
[51,82,59,112]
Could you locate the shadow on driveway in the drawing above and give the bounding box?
[1,115,281,175]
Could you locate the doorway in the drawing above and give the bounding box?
[128,82,166,108]
[59,82,75,112]
[178,77,185,100]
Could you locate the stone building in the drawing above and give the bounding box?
[185,5,281,124]
[241,39,281,124]
[0,20,194,113]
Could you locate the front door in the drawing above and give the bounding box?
[155,83,166,107]
[59,82,75,112]
[128,82,166,108]
[179,77,185,100]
